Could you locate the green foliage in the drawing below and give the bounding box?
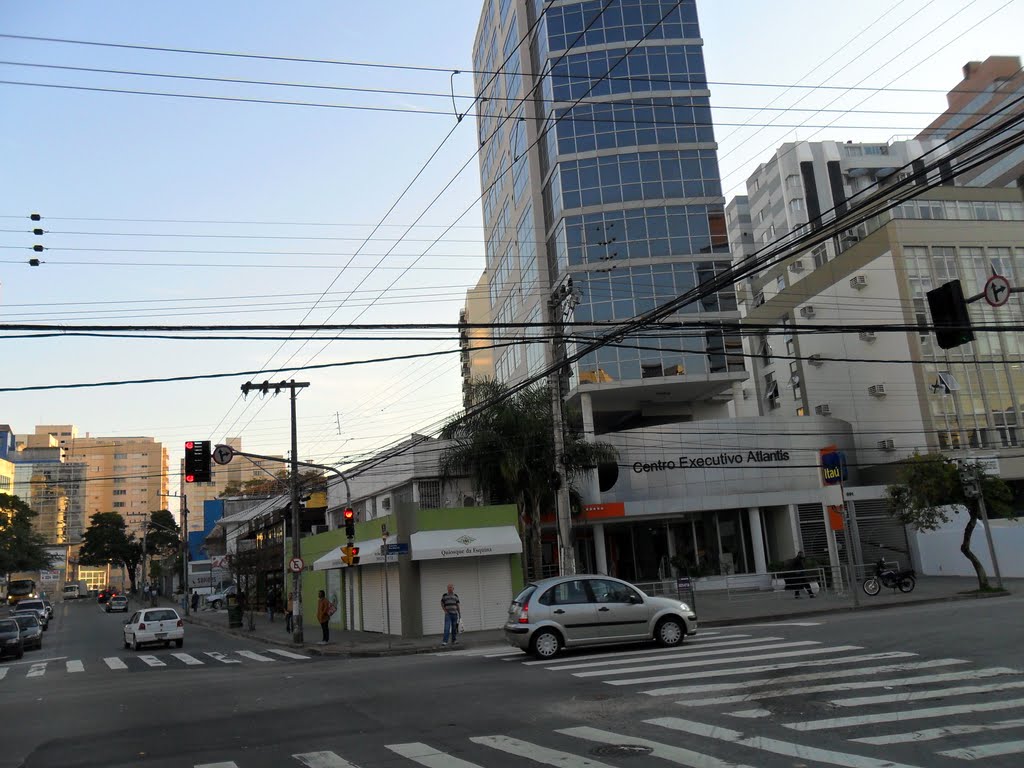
[78,512,144,590]
[145,509,181,555]
[0,493,52,576]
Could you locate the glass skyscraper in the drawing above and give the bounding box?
[472,0,745,432]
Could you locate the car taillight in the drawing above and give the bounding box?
[138,623,146,630]
[177,619,183,628]
[518,604,529,624]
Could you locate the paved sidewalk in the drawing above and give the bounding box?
[177,575,1017,657]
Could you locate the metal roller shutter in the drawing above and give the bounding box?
[360,566,384,633]
[851,499,911,568]
[420,560,477,635]
[476,558,513,630]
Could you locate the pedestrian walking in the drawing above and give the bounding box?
[266,589,277,623]
[790,550,815,598]
[316,590,331,644]
[440,583,461,647]
[285,591,294,633]
[190,589,200,613]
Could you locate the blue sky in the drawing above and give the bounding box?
[1,0,1021,478]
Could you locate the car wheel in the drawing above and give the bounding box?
[211,600,222,610]
[656,617,685,647]
[529,629,562,659]
[175,639,184,649]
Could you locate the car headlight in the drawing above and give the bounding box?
[5,638,18,644]
[679,603,691,612]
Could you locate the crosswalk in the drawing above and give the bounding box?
[0,648,310,681]
[420,627,1024,765]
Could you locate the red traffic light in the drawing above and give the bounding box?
[343,508,354,520]
[185,474,195,483]
[185,441,194,450]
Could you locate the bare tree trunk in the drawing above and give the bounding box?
[961,508,990,590]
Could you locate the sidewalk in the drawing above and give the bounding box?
[178,575,1017,657]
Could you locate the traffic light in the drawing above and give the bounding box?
[184,440,212,483]
[340,545,360,567]
[343,507,355,538]
[927,279,975,350]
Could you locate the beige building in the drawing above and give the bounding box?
[178,437,285,532]
[459,271,497,407]
[26,425,170,538]
[0,457,13,497]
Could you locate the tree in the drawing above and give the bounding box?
[439,380,618,579]
[886,453,1013,590]
[0,493,51,578]
[78,512,144,592]
[145,509,180,555]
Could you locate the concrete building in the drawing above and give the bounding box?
[919,56,1024,189]
[459,271,497,407]
[177,437,285,533]
[10,445,87,545]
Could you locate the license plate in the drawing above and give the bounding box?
[155,633,167,639]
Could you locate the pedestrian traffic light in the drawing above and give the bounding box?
[184,440,212,483]
[349,546,359,566]
[343,507,355,538]
[927,279,975,350]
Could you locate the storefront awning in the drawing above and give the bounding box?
[313,535,397,571]
[410,526,522,561]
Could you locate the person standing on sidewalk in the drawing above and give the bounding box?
[316,590,331,644]
[285,591,294,633]
[440,583,461,647]
[266,589,277,623]
[790,551,815,598]
[190,589,200,613]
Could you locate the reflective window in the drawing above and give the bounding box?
[539,580,593,605]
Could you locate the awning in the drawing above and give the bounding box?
[313,535,397,571]
[410,526,522,561]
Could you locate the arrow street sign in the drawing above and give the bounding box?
[212,444,235,465]
[288,557,305,573]
[984,274,1011,308]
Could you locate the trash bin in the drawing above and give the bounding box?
[227,604,243,628]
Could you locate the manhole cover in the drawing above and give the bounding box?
[591,745,655,757]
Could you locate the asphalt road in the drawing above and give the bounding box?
[2,592,1023,767]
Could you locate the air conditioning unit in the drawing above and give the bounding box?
[868,383,887,398]
[859,330,877,342]
[799,305,816,318]
[789,260,805,273]
[814,403,832,416]
[877,438,896,451]
[807,353,824,367]
[381,497,391,510]
[850,274,868,290]
[311,525,328,535]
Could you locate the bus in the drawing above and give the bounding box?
[5,578,38,607]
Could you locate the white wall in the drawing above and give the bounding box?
[909,509,1024,577]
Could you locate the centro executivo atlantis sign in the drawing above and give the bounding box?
[632,449,792,473]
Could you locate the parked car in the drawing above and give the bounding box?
[12,599,49,630]
[42,599,53,620]
[12,614,43,651]
[205,584,236,610]
[97,588,119,604]
[123,608,184,650]
[503,574,698,659]
[0,618,24,660]
[105,595,129,613]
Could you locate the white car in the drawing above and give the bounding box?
[123,608,184,650]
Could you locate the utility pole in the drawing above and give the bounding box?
[158,492,189,615]
[240,380,310,643]
[548,279,581,577]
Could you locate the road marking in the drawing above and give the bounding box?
[172,653,203,666]
[852,718,1024,745]
[386,742,485,767]
[236,650,275,662]
[104,657,128,670]
[0,668,7,681]
[4,655,68,666]
[646,658,965,696]
[785,697,1024,732]
[559,725,758,768]
[648,716,925,768]
[66,660,84,673]
[938,739,1024,760]
[559,639,812,673]
[680,667,1019,707]
[831,679,1024,707]
[195,763,238,768]
[138,655,166,667]
[26,663,46,678]
[575,644,862,678]
[204,652,241,664]
[617,651,914,687]
[729,709,772,719]
[292,751,361,768]
[723,621,821,628]
[471,735,616,766]
[266,648,310,660]
[527,634,761,667]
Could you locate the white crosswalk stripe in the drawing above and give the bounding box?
[266,648,311,660]
[387,742,485,767]
[470,734,614,767]
[172,652,204,665]
[785,697,1024,732]
[0,668,8,681]
[26,663,46,678]
[560,725,759,767]
[66,660,84,673]
[195,763,238,768]
[520,632,751,666]
[138,655,166,667]
[236,650,276,662]
[292,751,360,767]
[542,637,793,671]
[852,718,1024,746]
[104,657,128,670]
[204,651,241,664]
[938,739,1024,761]
[829,679,1024,707]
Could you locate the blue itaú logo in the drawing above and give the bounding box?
[821,450,846,485]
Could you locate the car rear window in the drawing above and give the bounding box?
[0,619,17,632]
[14,615,39,628]
[18,600,43,609]
[512,585,536,605]
[144,610,179,621]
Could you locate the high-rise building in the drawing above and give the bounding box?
[178,437,285,532]
[918,56,1024,189]
[10,443,87,544]
[472,0,744,430]
[459,271,497,406]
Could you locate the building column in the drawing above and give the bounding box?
[747,507,768,574]
[593,523,608,575]
[786,503,802,559]
[580,393,601,505]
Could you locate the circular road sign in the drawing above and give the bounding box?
[288,557,305,573]
[212,443,235,465]
[984,274,1011,308]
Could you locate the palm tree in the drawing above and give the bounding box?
[439,380,618,580]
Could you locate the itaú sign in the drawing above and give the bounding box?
[632,449,791,473]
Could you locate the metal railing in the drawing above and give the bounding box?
[633,567,830,603]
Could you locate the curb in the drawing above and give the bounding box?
[699,588,1012,628]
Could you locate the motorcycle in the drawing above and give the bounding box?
[862,559,916,596]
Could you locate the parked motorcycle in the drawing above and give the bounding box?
[862,559,916,596]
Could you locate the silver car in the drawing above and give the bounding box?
[504,574,698,659]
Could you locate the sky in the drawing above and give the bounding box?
[1,0,1022,483]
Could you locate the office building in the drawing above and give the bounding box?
[10,442,87,544]
[459,271,497,406]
